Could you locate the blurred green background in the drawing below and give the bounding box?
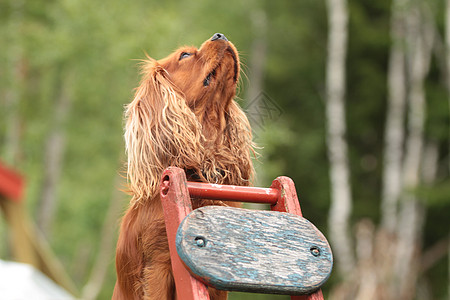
[1,0,449,299]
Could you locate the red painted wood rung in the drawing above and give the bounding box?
[185,182,280,204]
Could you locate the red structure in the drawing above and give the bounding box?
[0,162,24,202]
[161,167,329,300]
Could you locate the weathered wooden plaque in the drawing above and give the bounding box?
[176,206,333,295]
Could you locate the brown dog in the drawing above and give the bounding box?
[113,33,254,300]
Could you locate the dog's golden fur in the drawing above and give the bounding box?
[113,34,254,300]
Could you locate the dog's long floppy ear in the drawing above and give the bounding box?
[224,100,255,184]
[201,100,255,186]
[124,61,204,202]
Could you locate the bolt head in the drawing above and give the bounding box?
[195,237,206,247]
[310,246,321,257]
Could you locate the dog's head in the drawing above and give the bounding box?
[125,33,252,202]
[158,33,240,114]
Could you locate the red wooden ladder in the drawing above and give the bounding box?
[160,167,331,300]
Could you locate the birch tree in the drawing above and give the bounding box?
[381,0,407,234]
[394,3,434,298]
[444,0,450,297]
[37,71,73,236]
[2,0,24,165]
[245,9,267,109]
[245,8,267,191]
[325,0,354,277]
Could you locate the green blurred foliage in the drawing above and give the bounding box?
[0,0,449,299]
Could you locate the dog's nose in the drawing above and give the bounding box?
[211,33,228,42]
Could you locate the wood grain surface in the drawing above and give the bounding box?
[176,206,333,295]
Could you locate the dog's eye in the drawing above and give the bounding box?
[179,52,192,60]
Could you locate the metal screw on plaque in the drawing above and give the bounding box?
[310,246,321,257]
[195,236,206,247]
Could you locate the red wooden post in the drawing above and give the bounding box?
[269,176,325,300]
[270,176,303,215]
[0,162,24,202]
[160,167,210,300]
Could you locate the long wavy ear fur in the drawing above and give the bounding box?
[124,61,204,203]
[222,100,255,184]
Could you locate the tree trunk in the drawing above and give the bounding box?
[37,71,73,236]
[325,0,354,277]
[381,0,407,234]
[353,220,376,300]
[246,9,267,110]
[244,8,268,196]
[245,8,268,140]
[447,0,450,174]
[444,1,450,296]
[2,0,25,165]
[394,4,433,298]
